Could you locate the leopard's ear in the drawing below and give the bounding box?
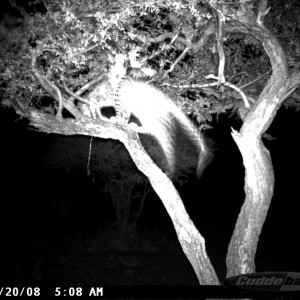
[107,53,127,88]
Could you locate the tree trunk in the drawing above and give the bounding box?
[123,130,220,285]
[226,130,274,277]
[225,0,300,277]
[27,112,220,284]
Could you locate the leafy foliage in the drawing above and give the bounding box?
[1,0,300,119]
[1,0,300,130]
[0,0,211,121]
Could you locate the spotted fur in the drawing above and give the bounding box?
[79,77,209,178]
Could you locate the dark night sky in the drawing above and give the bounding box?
[1,105,300,279]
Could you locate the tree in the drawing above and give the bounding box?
[1,0,300,285]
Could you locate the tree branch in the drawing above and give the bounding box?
[26,108,219,284]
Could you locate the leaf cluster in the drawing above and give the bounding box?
[1,0,300,121]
